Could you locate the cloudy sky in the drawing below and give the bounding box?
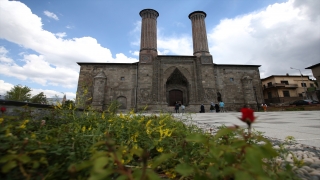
[0,0,319,100]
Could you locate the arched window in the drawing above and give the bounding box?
[217,92,222,102]
[117,96,127,109]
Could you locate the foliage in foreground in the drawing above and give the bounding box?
[0,104,299,180]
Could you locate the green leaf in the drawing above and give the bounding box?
[175,164,194,177]
[132,169,143,179]
[93,157,109,170]
[146,169,162,180]
[0,155,16,163]
[116,175,128,180]
[235,171,252,180]
[185,133,207,143]
[2,161,17,173]
[18,154,31,164]
[151,153,173,169]
[32,161,40,169]
[214,128,234,139]
[32,149,46,154]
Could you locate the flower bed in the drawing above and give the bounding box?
[0,103,299,179]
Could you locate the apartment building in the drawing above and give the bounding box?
[261,75,315,104]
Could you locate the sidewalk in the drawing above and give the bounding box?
[172,111,320,147]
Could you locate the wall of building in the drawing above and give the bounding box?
[214,65,263,111]
[76,63,137,110]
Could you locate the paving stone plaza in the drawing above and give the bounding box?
[172,111,320,147]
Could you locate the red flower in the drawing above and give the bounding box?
[240,107,255,124]
[0,106,6,113]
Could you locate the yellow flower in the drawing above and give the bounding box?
[31,133,36,139]
[165,171,176,179]
[19,124,26,129]
[101,112,105,119]
[122,149,127,154]
[69,103,72,110]
[88,126,92,131]
[23,120,29,124]
[129,109,135,115]
[119,112,124,119]
[146,120,152,127]
[0,118,4,124]
[82,126,86,132]
[133,144,138,150]
[5,129,12,137]
[156,147,163,153]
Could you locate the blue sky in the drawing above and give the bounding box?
[0,0,319,100]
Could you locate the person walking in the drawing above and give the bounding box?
[210,102,215,112]
[219,101,225,112]
[200,104,205,113]
[181,104,185,113]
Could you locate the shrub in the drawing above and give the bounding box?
[0,102,298,179]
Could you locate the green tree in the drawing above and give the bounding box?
[5,85,32,102]
[30,92,47,104]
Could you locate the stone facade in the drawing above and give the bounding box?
[76,9,264,112]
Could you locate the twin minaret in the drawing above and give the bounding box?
[139,9,210,57]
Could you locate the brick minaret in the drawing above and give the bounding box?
[188,11,210,56]
[139,9,159,57]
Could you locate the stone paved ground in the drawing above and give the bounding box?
[172,111,320,147]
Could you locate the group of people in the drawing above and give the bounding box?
[200,101,225,113]
[174,102,185,113]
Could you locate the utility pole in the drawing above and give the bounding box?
[290,67,308,99]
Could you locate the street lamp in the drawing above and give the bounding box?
[290,67,307,99]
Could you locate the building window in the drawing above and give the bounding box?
[283,91,290,97]
[281,80,289,85]
[298,93,302,97]
[120,77,125,81]
[230,78,234,82]
[301,83,306,87]
[267,82,272,87]
[310,83,314,87]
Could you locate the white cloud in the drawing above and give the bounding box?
[44,10,59,20]
[0,80,14,95]
[0,80,76,99]
[0,47,14,63]
[0,0,138,89]
[207,0,319,78]
[55,32,67,38]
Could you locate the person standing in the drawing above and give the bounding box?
[219,101,225,112]
[181,104,185,113]
[210,102,215,112]
[215,103,220,113]
[175,102,180,113]
[262,104,267,112]
[200,104,205,113]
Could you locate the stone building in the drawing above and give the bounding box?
[76,9,263,112]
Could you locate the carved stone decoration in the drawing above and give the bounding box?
[241,76,255,104]
[138,88,151,103]
[204,88,216,102]
[201,56,213,64]
[140,55,152,63]
[92,71,107,110]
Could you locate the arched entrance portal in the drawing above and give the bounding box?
[166,68,189,106]
[169,90,183,106]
